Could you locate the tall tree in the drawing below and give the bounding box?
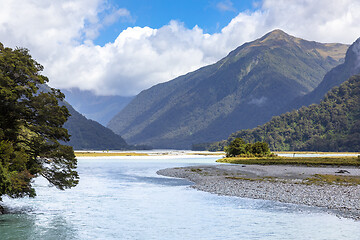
[0,43,78,201]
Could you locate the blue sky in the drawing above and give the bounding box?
[95,0,256,45]
[0,0,359,96]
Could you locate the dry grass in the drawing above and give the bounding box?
[75,152,149,157]
[274,151,360,155]
[217,156,360,166]
[187,152,225,156]
[304,174,360,185]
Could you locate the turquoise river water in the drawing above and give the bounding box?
[1,154,360,239]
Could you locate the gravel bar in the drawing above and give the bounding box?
[157,164,360,220]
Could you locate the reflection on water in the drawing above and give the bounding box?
[1,156,360,240]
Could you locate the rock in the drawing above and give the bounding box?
[0,205,4,214]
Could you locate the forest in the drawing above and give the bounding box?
[199,75,360,152]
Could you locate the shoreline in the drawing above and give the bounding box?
[157,164,360,220]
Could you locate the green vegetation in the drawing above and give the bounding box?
[37,85,148,151]
[63,101,131,150]
[108,30,347,149]
[290,37,360,109]
[304,174,360,186]
[0,43,78,200]
[226,75,360,152]
[224,138,274,157]
[217,156,360,166]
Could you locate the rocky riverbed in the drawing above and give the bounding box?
[157,164,360,220]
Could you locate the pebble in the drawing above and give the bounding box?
[157,167,360,220]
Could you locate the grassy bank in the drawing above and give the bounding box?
[75,152,149,157]
[217,156,360,166]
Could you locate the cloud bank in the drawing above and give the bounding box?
[1,0,360,96]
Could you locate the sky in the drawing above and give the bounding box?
[0,0,360,96]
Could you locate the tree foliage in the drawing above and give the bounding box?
[224,75,360,152]
[0,43,78,200]
[224,138,272,157]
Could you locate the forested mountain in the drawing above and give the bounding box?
[108,29,348,149]
[288,37,360,109]
[39,85,130,150]
[62,88,133,126]
[63,103,130,150]
[224,75,360,152]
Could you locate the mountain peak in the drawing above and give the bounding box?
[260,29,294,41]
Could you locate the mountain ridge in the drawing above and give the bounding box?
[226,74,360,152]
[287,37,360,109]
[108,29,348,149]
[38,84,130,150]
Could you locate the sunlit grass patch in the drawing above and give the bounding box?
[75,152,149,157]
[217,156,360,166]
[304,174,360,185]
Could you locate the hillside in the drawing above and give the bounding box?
[288,37,360,109]
[38,85,130,150]
[62,88,133,126]
[108,29,348,149]
[63,103,130,150]
[225,75,360,152]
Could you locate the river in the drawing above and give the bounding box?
[1,154,360,239]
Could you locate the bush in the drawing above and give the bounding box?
[225,138,273,157]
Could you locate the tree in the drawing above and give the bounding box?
[225,138,272,157]
[0,42,79,201]
[225,138,247,157]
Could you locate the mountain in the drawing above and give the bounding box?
[39,85,130,150]
[225,75,360,152]
[62,88,133,126]
[63,103,130,150]
[288,37,360,109]
[107,29,348,149]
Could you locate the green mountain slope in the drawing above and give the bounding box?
[227,75,360,152]
[39,85,130,150]
[289,37,360,109]
[108,29,348,149]
[63,103,129,150]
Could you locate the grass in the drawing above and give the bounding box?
[75,152,149,157]
[187,152,225,156]
[226,174,360,186]
[273,151,360,155]
[217,156,360,166]
[304,174,360,186]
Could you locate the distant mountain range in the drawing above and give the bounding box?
[107,29,349,149]
[62,89,133,126]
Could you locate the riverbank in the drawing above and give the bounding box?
[157,164,360,220]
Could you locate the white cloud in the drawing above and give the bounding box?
[217,0,236,12]
[0,0,360,96]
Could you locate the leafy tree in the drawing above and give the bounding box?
[225,138,247,157]
[0,43,79,201]
[225,138,272,157]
